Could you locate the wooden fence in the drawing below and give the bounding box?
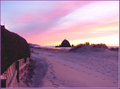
[1,57,30,88]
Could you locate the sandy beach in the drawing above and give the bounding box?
[1,1,119,88]
[21,47,119,88]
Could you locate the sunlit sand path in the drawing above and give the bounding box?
[29,48,118,88]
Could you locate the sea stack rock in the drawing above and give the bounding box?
[60,39,71,47]
[1,25,30,74]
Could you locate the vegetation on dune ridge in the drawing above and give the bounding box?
[69,42,118,52]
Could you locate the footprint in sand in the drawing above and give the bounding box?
[87,73,91,75]
[82,71,85,72]
[101,72,105,74]
[63,64,67,66]
[53,76,57,79]
[70,67,73,68]
[50,80,60,87]
[50,66,53,69]
[111,75,114,77]
[50,72,55,75]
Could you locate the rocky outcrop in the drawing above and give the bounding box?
[1,25,30,74]
[56,39,71,47]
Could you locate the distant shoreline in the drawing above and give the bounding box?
[32,46,70,53]
[33,45,119,49]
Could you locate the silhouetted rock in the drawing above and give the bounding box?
[59,39,71,47]
[1,25,30,74]
[72,44,74,47]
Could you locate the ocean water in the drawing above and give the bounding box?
[41,46,72,50]
[34,45,119,50]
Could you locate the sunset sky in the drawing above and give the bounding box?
[1,1,119,46]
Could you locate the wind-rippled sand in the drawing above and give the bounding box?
[27,47,118,88]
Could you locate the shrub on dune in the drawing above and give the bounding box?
[69,42,108,52]
[109,47,119,51]
[1,25,31,74]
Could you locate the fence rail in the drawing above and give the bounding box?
[1,57,30,88]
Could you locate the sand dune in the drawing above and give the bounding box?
[21,47,118,88]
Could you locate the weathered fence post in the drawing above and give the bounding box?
[26,58,29,66]
[24,57,26,63]
[16,61,19,83]
[1,79,7,88]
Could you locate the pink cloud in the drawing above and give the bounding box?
[2,1,118,46]
[16,15,34,23]
[41,1,95,22]
[35,13,119,44]
[8,1,95,33]
[40,10,68,22]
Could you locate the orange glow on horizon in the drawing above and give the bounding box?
[1,1,119,47]
[35,34,119,47]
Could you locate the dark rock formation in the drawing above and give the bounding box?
[57,39,71,47]
[1,25,30,74]
[72,44,74,47]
